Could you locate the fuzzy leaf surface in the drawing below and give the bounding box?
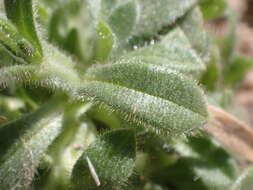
[71,129,136,190]
[0,101,64,190]
[79,43,207,135]
[133,0,197,36]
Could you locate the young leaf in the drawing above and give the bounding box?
[0,18,41,63]
[0,100,64,190]
[134,0,197,36]
[4,0,43,56]
[231,165,253,190]
[71,129,136,190]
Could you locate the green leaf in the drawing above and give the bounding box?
[173,135,238,190]
[231,165,253,190]
[201,46,220,91]
[125,28,206,77]
[0,18,41,63]
[79,45,207,135]
[200,0,227,20]
[0,100,64,189]
[71,129,136,190]
[224,54,253,86]
[4,0,43,57]
[107,0,137,41]
[95,21,114,61]
[133,0,197,36]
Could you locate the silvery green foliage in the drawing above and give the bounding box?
[0,0,226,189]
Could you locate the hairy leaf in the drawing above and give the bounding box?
[4,0,43,57]
[134,0,197,36]
[71,129,136,190]
[0,100,64,189]
[78,50,207,135]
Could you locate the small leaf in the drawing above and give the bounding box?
[224,54,253,86]
[200,0,227,20]
[107,0,137,41]
[231,165,253,190]
[71,129,136,190]
[0,100,64,189]
[95,21,114,61]
[134,0,197,36]
[4,0,42,56]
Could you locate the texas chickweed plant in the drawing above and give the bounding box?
[1,0,253,190]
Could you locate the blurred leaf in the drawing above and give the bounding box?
[224,54,253,86]
[200,0,227,20]
[95,21,114,61]
[133,0,197,36]
[48,0,97,63]
[201,46,221,91]
[180,7,209,62]
[173,135,238,190]
[231,165,253,190]
[39,115,97,190]
[107,1,137,41]
[4,0,43,57]
[71,129,136,190]
[0,99,64,189]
